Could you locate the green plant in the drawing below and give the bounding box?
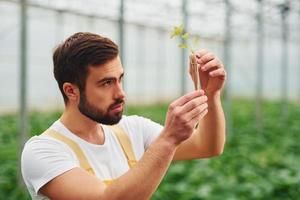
[1,100,300,199]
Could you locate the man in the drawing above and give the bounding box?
[21,32,226,200]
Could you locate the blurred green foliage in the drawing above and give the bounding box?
[0,99,299,200]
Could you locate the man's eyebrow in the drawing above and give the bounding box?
[120,72,124,79]
[96,73,124,84]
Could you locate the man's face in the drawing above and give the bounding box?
[78,56,125,125]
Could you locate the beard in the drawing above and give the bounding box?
[78,92,124,125]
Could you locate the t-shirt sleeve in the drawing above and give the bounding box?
[21,136,78,194]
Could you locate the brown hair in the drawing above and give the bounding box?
[53,32,119,103]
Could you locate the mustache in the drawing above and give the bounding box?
[109,99,125,110]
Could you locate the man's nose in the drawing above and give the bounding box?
[114,82,126,100]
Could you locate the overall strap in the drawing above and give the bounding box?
[42,129,95,176]
[42,125,137,185]
[109,125,137,168]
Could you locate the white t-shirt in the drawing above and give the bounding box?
[21,115,163,200]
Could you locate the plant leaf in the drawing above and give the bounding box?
[178,44,188,49]
[170,25,184,39]
[181,33,190,40]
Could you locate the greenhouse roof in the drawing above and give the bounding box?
[5,0,300,41]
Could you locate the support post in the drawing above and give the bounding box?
[256,0,264,132]
[19,0,28,186]
[279,0,290,122]
[180,0,188,95]
[223,0,233,135]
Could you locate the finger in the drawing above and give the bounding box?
[197,52,215,65]
[196,109,208,122]
[195,49,208,58]
[180,95,208,114]
[201,58,221,71]
[170,90,204,108]
[187,108,208,128]
[184,102,208,122]
[209,68,226,77]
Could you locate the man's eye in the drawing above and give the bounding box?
[103,80,114,86]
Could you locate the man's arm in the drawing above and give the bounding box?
[173,50,226,160]
[40,90,205,200]
[40,135,177,200]
[173,92,225,160]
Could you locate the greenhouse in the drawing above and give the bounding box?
[0,0,300,199]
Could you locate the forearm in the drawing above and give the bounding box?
[102,134,177,200]
[197,92,226,155]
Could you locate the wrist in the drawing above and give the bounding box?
[147,135,177,162]
[205,91,221,101]
[159,128,183,147]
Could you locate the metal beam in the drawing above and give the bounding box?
[279,0,290,122]
[180,0,188,95]
[119,0,125,62]
[19,0,28,186]
[119,0,128,113]
[223,0,233,135]
[256,0,264,133]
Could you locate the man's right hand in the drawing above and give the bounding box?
[162,90,208,146]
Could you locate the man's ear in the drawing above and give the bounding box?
[63,82,80,102]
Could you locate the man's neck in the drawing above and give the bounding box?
[59,106,105,145]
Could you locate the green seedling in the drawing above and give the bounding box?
[170,24,200,53]
[170,25,201,90]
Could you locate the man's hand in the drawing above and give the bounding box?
[171,49,227,161]
[162,90,208,146]
[189,49,226,95]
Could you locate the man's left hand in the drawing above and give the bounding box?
[191,49,227,95]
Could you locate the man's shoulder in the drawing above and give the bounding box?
[22,121,73,159]
[22,131,67,158]
[21,125,76,175]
